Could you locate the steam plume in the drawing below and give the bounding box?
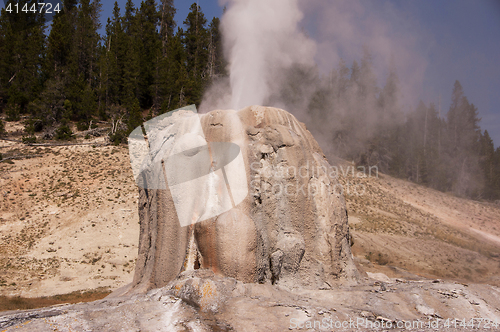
[200,0,426,122]
[218,0,316,110]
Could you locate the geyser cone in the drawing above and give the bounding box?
[128,106,359,294]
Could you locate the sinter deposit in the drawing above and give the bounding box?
[126,105,359,295]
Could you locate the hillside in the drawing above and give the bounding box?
[1,118,500,300]
[0,120,139,298]
[333,156,500,285]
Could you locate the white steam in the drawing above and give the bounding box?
[200,0,427,117]
[219,0,316,110]
[302,0,428,109]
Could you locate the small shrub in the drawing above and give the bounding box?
[99,107,108,121]
[55,125,74,141]
[5,104,20,121]
[24,118,44,134]
[63,99,72,113]
[77,120,89,131]
[109,129,126,146]
[0,119,5,135]
[376,253,389,265]
[22,136,37,144]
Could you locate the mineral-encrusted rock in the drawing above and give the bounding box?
[127,106,359,294]
[3,271,500,332]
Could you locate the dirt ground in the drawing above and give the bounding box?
[1,120,139,298]
[333,158,500,286]
[1,118,500,299]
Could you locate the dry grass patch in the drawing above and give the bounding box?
[0,288,111,312]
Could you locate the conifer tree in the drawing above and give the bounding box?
[157,0,178,113]
[136,0,160,110]
[493,147,500,199]
[66,0,102,126]
[348,60,361,90]
[183,3,209,105]
[0,5,14,112]
[75,0,97,83]
[478,130,496,198]
[207,17,225,80]
[121,0,140,110]
[102,3,123,108]
[359,48,379,100]
[378,62,400,123]
[28,77,66,128]
[160,0,176,51]
[446,80,482,197]
[167,28,189,110]
[123,0,136,35]
[47,0,77,77]
[45,0,79,125]
[336,58,350,100]
[100,1,141,135]
[1,0,46,118]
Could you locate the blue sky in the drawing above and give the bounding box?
[2,0,499,146]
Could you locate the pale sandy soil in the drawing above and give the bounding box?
[1,120,139,297]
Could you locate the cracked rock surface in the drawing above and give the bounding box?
[2,269,500,331]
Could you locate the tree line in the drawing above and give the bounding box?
[0,0,498,200]
[293,51,500,200]
[0,0,224,141]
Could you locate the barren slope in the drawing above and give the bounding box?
[332,157,500,285]
[1,120,139,297]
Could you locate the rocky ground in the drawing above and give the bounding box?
[1,270,499,331]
